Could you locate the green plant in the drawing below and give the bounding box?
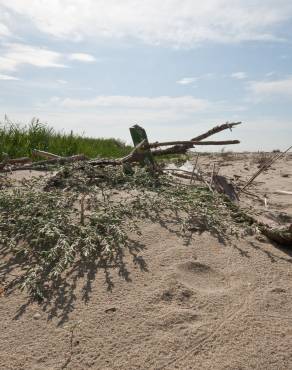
[0,118,132,159]
[0,166,252,299]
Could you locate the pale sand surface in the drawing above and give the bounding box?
[0,153,291,370]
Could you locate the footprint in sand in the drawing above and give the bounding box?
[175,261,227,294]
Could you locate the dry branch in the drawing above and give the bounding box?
[191,121,242,142]
[152,122,241,156]
[89,158,122,166]
[32,149,61,159]
[1,154,88,172]
[89,140,147,167]
[149,140,240,149]
[0,156,32,170]
[8,157,31,164]
[0,122,242,172]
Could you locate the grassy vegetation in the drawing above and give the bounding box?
[0,118,132,159]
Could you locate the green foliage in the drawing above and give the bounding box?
[0,166,252,299]
[0,118,132,159]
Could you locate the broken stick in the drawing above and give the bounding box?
[239,145,292,193]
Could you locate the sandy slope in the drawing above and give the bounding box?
[0,154,291,370]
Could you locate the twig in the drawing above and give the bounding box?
[61,321,81,369]
[274,190,292,195]
[80,195,86,226]
[120,139,146,163]
[239,145,292,193]
[209,163,216,188]
[190,153,199,184]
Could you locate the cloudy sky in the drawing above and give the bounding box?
[0,0,292,150]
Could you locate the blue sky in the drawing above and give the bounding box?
[0,1,292,150]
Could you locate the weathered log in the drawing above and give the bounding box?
[0,156,31,169]
[130,125,157,172]
[89,159,122,166]
[212,175,239,202]
[0,154,88,172]
[8,157,31,164]
[32,149,61,159]
[261,224,292,246]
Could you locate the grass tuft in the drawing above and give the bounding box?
[0,118,132,159]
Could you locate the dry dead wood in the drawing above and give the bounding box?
[212,175,239,202]
[239,145,292,193]
[0,156,32,170]
[7,157,31,165]
[261,224,292,246]
[191,121,242,142]
[89,140,147,167]
[32,149,61,159]
[152,122,241,156]
[0,122,242,172]
[1,154,88,172]
[274,190,292,195]
[163,168,213,192]
[149,140,239,149]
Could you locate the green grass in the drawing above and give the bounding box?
[0,118,132,159]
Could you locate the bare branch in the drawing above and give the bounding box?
[149,140,239,149]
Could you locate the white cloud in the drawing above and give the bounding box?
[0,22,10,37]
[57,79,68,85]
[177,77,198,85]
[69,53,96,62]
[1,1,292,46]
[0,43,66,72]
[265,71,276,77]
[0,73,19,80]
[248,77,292,98]
[52,95,209,112]
[177,74,214,85]
[231,72,247,80]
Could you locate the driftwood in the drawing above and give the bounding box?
[0,122,241,172]
[212,175,239,202]
[191,122,242,142]
[261,224,292,246]
[152,121,241,156]
[149,139,239,149]
[89,140,148,167]
[32,149,61,159]
[163,168,213,192]
[1,154,88,172]
[0,156,31,169]
[274,190,292,195]
[7,157,31,165]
